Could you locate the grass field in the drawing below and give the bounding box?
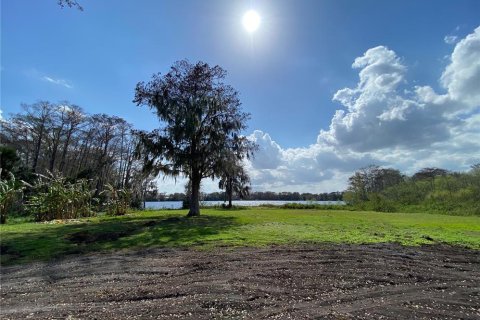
[1,208,479,265]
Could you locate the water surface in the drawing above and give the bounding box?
[145,200,345,210]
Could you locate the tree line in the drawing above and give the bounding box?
[344,165,480,215]
[1,101,151,200]
[0,101,158,223]
[147,191,343,202]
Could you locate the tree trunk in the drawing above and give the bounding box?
[48,139,59,172]
[59,129,73,173]
[227,178,233,208]
[32,124,45,172]
[187,174,201,216]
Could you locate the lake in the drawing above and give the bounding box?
[145,200,345,210]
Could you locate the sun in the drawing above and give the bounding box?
[242,10,261,33]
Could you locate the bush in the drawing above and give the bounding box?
[368,193,397,213]
[101,183,131,216]
[279,203,345,210]
[26,171,95,221]
[0,171,25,224]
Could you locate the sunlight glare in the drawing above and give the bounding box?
[242,10,261,33]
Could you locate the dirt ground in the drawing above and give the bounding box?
[1,244,479,319]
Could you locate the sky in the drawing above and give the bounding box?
[1,0,480,193]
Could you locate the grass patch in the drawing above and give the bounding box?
[1,208,479,265]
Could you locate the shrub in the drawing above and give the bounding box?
[0,171,25,224]
[101,183,131,216]
[26,171,95,221]
[368,193,397,213]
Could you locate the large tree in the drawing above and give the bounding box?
[133,60,255,216]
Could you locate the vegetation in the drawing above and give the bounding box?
[26,171,94,221]
[149,191,344,202]
[1,102,152,202]
[101,183,131,216]
[0,171,25,224]
[218,152,251,208]
[1,207,478,265]
[0,61,476,274]
[345,164,480,215]
[276,203,346,210]
[134,60,255,216]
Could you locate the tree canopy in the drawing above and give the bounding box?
[133,60,255,216]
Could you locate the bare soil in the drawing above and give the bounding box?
[1,244,479,319]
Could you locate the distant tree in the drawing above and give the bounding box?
[21,101,54,172]
[134,60,255,216]
[58,104,84,172]
[470,163,480,175]
[371,167,404,192]
[346,165,403,202]
[45,104,71,172]
[412,167,449,181]
[218,157,251,208]
[89,114,127,196]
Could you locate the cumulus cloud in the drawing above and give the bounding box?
[42,76,73,89]
[440,26,480,108]
[248,130,283,169]
[246,26,480,192]
[317,45,459,152]
[246,130,382,192]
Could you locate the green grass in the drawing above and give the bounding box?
[1,208,479,265]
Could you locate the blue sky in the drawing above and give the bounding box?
[2,0,480,193]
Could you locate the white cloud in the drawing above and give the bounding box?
[248,130,283,169]
[42,76,73,89]
[440,26,480,108]
[245,26,480,193]
[444,35,458,45]
[318,45,454,152]
[246,130,382,192]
